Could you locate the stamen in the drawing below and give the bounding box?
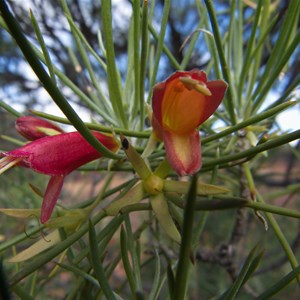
[179,76,198,90]
[37,127,62,136]
[0,156,23,175]
[194,84,212,96]
[179,76,212,96]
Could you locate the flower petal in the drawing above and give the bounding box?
[40,175,65,223]
[163,129,201,176]
[200,79,228,124]
[150,193,181,243]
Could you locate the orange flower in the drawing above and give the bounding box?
[152,69,227,176]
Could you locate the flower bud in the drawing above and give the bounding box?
[15,116,64,140]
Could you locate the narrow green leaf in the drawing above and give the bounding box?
[56,262,100,288]
[101,0,127,128]
[238,0,263,102]
[0,99,22,117]
[97,29,107,58]
[253,30,300,112]
[63,13,112,114]
[252,0,300,103]
[242,249,265,284]
[243,162,300,284]
[30,110,151,138]
[167,194,300,220]
[245,201,300,219]
[0,208,40,218]
[202,100,297,145]
[148,250,161,300]
[163,180,229,195]
[147,0,171,104]
[105,181,145,216]
[220,244,263,300]
[132,0,141,123]
[8,230,61,263]
[88,220,116,300]
[120,226,137,295]
[167,264,175,297]
[0,225,43,253]
[32,45,118,125]
[0,0,121,159]
[257,265,300,300]
[139,0,149,130]
[124,215,143,293]
[9,211,106,286]
[30,9,56,84]
[0,260,11,300]
[72,215,124,265]
[245,0,270,110]
[234,0,243,79]
[168,194,245,211]
[60,0,110,113]
[195,1,221,78]
[172,175,198,300]
[62,11,107,71]
[256,192,300,283]
[180,23,201,70]
[12,284,35,300]
[151,194,181,243]
[202,129,300,170]
[147,23,180,71]
[204,0,237,125]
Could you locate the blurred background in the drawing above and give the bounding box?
[1,1,300,298]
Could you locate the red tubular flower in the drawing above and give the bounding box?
[152,69,227,176]
[0,131,119,223]
[15,115,64,140]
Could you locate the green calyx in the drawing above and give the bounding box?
[143,174,164,195]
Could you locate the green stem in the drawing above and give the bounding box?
[202,100,296,145]
[0,100,22,117]
[243,164,300,283]
[202,129,300,170]
[30,110,151,138]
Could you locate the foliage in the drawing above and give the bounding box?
[0,0,300,299]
